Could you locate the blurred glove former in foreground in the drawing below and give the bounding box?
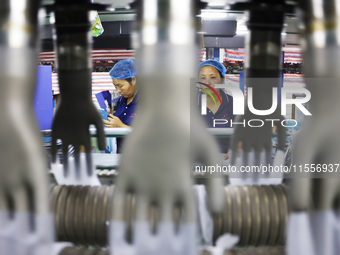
[49,0,106,179]
[287,1,340,255]
[110,0,225,254]
[229,0,288,185]
[0,1,54,254]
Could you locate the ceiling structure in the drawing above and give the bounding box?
[94,0,300,45]
[40,0,301,50]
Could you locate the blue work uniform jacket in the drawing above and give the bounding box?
[114,93,138,153]
[198,90,234,153]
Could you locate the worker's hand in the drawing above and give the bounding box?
[103,114,127,128]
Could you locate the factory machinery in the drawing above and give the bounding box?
[0,0,339,255]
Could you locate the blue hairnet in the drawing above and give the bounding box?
[109,59,136,80]
[198,60,226,77]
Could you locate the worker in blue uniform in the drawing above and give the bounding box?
[198,60,234,159]
[104,59,138,153]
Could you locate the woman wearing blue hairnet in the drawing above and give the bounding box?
[198,59,234,159]
[104,59,138,153]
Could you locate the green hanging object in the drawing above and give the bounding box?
[91,11,104,37]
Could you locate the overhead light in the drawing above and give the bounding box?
[199,10,229,20]
[49,12,55,24]
[206,0,228,8]
[236,24,290,36]
[282,46,301,51]
[236,23,248,35]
